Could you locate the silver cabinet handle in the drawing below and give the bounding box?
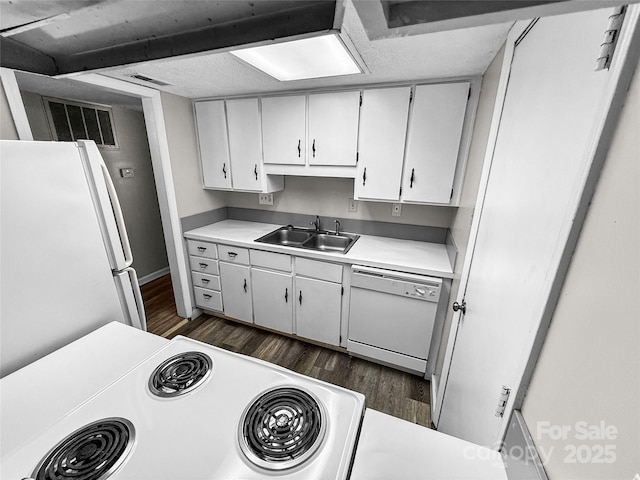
[201,278,210,284]
[203,294,212,300]
[284,288,288,303]
[227,252,238,258]
[197,246,206,252]
[243,279,247,293]
[299,290,303,305]
[199,263,208,269]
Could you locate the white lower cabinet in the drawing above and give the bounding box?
[219,262,252,323]
[187,240,222,312]
[186,241,344,347]
[295,276,342,346]
[252,268,293,334]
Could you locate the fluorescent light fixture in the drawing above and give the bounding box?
[230,33,362,81]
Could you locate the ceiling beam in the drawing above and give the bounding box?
[1,2,339,76]
[0,36,58,75]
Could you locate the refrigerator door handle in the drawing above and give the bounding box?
[126,267,147,331]
[100,161,133,267]
[112,268,147,331]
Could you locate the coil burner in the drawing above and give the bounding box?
[32,417,135,480]
[239,386,327,471]
[148,351,212,398]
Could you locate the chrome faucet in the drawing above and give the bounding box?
[334,219,341,236]
[310,215,321,232]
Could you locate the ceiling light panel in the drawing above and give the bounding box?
[230,33,362,81]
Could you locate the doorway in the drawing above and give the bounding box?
[13,72,170,286]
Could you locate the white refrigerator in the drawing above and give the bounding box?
[0,140,147,377]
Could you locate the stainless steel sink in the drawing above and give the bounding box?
[255,226,359,254]
[301,233,354,252]
[256,227,313,246]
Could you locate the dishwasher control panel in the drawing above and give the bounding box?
[404,283,441,302]
[351,265,442,303]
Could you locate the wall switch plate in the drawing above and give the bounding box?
[120,168,134,178]
[392,203,402,216]
[348,198,358,212]
[258,193,273,205]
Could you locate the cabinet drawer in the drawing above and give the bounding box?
[193,287,223,311]
[192,272,221,291]
[295,258,343,283]
[187,240,217,259]
[250,250,292,272]
[189,256,220,275]
[218,245,250,265]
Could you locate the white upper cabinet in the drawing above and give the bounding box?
[401,82,470,204]
[308,91,360,166]
[194,101,232,190]
[355,86,411,201]
[225,98,265,191]
[262,95,306,165]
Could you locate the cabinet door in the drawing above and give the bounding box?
[219,262,252,322]
[295,276,341,346]
[401,83,469,204]
[262,95,306,165]
[308,91,360,166]
[194,101,232,189]
[226,98,263,191]
[355,87,411,201]
[252,268,293,334]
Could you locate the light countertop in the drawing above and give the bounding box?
[350,409,507,480]
[184,220,454,279]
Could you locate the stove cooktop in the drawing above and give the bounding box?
[3,336,365,480]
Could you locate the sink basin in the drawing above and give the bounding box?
[255,227,312,246]
[255,226,359,254]
[301,233,355,252]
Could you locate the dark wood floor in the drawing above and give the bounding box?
[141,274,432,427]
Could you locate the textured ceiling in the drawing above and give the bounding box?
[12,1,512,104]
[100,1,512,99]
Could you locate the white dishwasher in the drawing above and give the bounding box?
[347,265,442,374]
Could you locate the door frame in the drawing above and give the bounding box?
[1,70,194,318]
[433,4,640,445]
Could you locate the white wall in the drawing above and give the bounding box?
[102,106,168,278]
[0,76,19,140]
[160,91,226,219]
[226,176,454,227]
[522,63,639,480]
[434,46,505,375]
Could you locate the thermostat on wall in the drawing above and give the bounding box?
[120,168,134,178]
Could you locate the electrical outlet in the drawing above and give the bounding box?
[348,198,358,212]
[392,203,402,217]
[258,193,273,205]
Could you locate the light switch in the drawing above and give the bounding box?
[120,168,134,178]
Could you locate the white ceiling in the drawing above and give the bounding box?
[98,1,512,99]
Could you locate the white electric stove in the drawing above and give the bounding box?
[1,322,509,480]
[1,327,364,480]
